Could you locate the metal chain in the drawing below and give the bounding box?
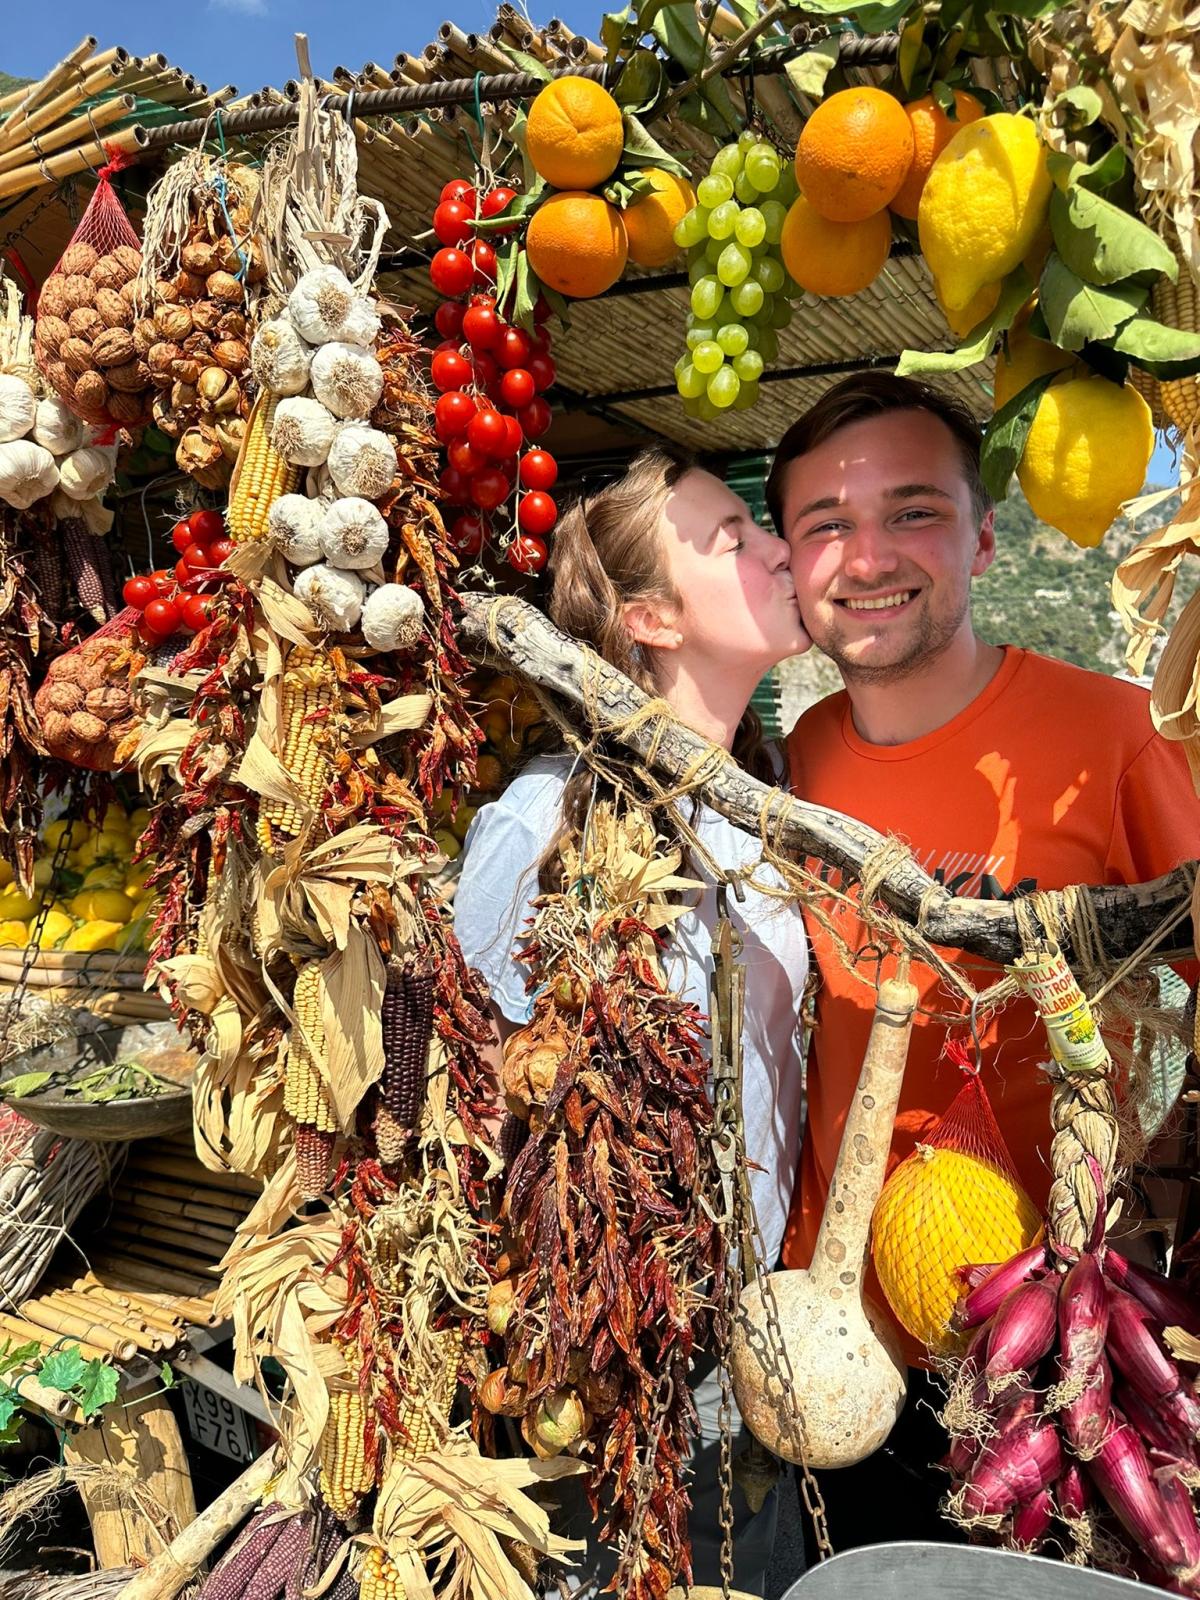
[614,1366,675,1600]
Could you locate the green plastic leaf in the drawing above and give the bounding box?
[159,1362,176,1389]
[1,1071,51,1099]
[980,370,1058,502]
[1050,185,1177,287]
[0,1341,40,1376]
[601,5,633,67]
[620,112,691,180]
[1112,314,1200,378]
[785,41,840,99]
[0,1387,20,1445]
[896,265,1031,376]
[1039,254,1146,350]
[37,1346,88,1394]
[492,42,553,82]
[76,1359,119,1418]
[613,48,664,115]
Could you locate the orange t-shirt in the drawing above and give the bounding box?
[782,648,1199,1343]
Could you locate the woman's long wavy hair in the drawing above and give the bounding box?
[537,447,774,884]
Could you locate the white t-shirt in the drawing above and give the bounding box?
[453,755,808,1266]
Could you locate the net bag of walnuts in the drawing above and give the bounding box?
[33,606,145,772]
[34,150,154,436]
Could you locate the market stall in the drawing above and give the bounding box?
[0,4,1196,1597]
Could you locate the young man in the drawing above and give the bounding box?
[766,371,1199,1552]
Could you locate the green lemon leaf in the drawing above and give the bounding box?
[37,1346,88,1393]
[1112,314,1200,378]
[472,182,544,235]
[1,1071,52,1099]
[613,48,664,115]
[512,249,535,334]
[784,41,840,99]
[933,25,967,78]
[651,5,739,132]
[898,12,927,93]
[1039,254,1146,349]
[896,265,1031,376]
[929,79,958,116]
[620,112,691,180]
[77,1359,120,1418]
[491,42,553,82]
[980,370,1059,503]
[1050,185,1177,287]
[601,5,633,66]
[1049,85,1103,130]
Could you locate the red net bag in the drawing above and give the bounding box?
[34,150,154,434]
[870,1039,1044,1352]
[34,606,148,772]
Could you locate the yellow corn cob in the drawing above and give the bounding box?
[285,960,336,1133]
[228,393,299,542]
[359,1546,404,1600]
[1150,244,1199,434]
[392,1330,462,1462]
[256,644,335,852]
[319,1389,375,1517]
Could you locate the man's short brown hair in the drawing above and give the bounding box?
[765,372,993,535]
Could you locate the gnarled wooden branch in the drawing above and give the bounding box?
[458,593,1196,969]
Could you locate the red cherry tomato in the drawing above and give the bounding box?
[188,508,224,544]
[170,521,195,556]
[470,467,510,511]
[438,465,469,503]
[179,593,213,632]
[470,350,500,390]
[508,532,549,574]
[481,185,518,230]
[499,367,535,409]
[434,390,476,441]
[151,568,175,596]
[183,542,212,571]
[429,247,474,298]
[470,240,497,286]
[448,437,482,476]
[448,513,487,557]
[501,414,524,458]
[208,537,235,565]
[434,300,465,341]
[144,596,182,636]
[433,199,472,247]
[518,396,553,439]
[430,349,473,393]
[122,575,157,611]
[495,326,531,371]
[440,178,475,206]
[467,407,510,460]
[174,558,193,587]
[519,449,558,491]
[518,490,558,537]
[527,353,556,393]
[462,303,500,352]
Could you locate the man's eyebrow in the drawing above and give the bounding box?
[790,494,843,523]
[887,483,955,501]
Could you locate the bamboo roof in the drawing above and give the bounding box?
[1,11,1016,454]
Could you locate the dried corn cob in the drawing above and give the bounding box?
[257,644,335,852]
[198,1505,290,1598]
[373,1100,408,1166]
[319,1389,376,1519]
[229,394,300,542]
[63,520,113,623]
[498,1111,527,1167]
[1151,258,1199,434]
[32,525,63,617]
[380,960,435,1130]
[243,1513,309,1600]
[285,960,336,1134]
[393,1330,461,1461]
[295,1123,335,1200]
[359,1546,403,1600]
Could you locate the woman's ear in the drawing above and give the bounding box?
[623,598,683,651]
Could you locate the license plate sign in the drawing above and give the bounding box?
[181,1379,258,1462]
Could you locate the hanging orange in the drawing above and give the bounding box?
[779,196,891,298]
[794,87,915,222]
[622,168,697,268]
[525,78,625,192]
[889,91,985,220]
[526,191,628,299]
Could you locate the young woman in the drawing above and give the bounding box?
[454,447,810,1596]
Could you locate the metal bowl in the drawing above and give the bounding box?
[0,1020,195,1142]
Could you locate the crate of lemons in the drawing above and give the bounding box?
[431,673,547,863]
[0,804,158,965]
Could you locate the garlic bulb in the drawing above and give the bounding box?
[327,423,396,500]
[0,440,58,508]
[305,464,337,505]
[288,265,381,348]
[293,562,365,632]
[75,494,114,536]
[0,374,37,444]
[362,583,425,651]
[319,497,389,571]
[57,445,115,501]
[268,493,324,567]
[271,396,337,467]
[32,396,84,456]
[249,318,312,397]
[310,341,384,419]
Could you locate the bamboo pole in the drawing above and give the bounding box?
[0,94,136,179]
[110,1221,228,1259]
[17,1300,138,1362]
[0,1310,112,1363]
[120,1206,233,1247]
[121,1191,248,1228]
[15,1370,79,1421]
[0,60,125,155]
[0,36,97,121]
[0,122,140,202]
[88,1253,216,1302]
[127,1153,259,1195]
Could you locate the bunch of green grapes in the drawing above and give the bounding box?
[672,132,801,419]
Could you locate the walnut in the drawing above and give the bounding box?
[61,336,95,376]
[112,245,141,278]
[212,338,248,373]
[45,360,73,398]
[106,359,146,393]
[155,278,180,305]
[67,307,103,340]
[96,287,133,329]
[85,685,129,722]
[45,680,83,713]
[190,299,222,335]
[73,371,109,411]
[38,279,69,320]
[119,279,140,308]
[206,270,243,305]
[41,710,72,746]
[108,389,150,427]
[90,254,129,291]
[68,710,108,744]
[147,341,182,378]
[181,240,219,277]
[132,318,159,356]
[154,304,192,341]
[173,270,206,300]
[60,242,99,276]
[61,274,95,312]
[91,328,135,369]
[38,314,70,355]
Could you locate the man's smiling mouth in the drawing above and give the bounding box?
[836,590,916,613]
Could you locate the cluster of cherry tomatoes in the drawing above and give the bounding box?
[428,178,559,576]
[120,507,231,643]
